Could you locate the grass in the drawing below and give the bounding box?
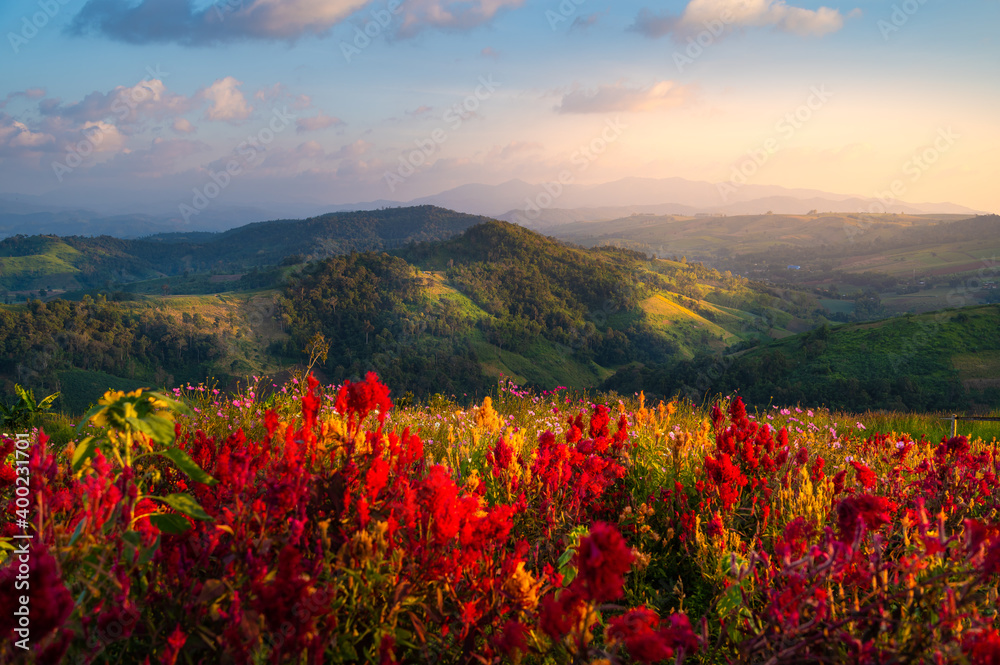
[842,409,1000,443]
[56,369,151,415]
[640,293,740,343]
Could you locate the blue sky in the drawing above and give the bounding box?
[1,0,998,217]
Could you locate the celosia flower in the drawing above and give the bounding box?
[850,461,878,489]
[963,629,1000,665]
[837,494,897,542]
[494,620,529,660]
[575,522,634,602]
[0,544,73,641]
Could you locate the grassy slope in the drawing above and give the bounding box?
[551,212,960,257]
[731,304,1000,410]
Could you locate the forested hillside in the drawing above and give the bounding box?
[604,304,1000,412]
[0,206,492,294]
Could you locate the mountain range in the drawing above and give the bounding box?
[1,177,985,239]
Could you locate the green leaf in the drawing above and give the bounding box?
[157,448,218,486]
[76,404,107,433]
[122,530,141,548]
[36,392,59,412]
[149,514,191,534]
[14,384,35,409]
[71,437,99,472]
[126,415,176,446]
[138,536,160,566]
[68,517,88,546]
[156,493,212,521]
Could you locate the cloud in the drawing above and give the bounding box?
[70,0,521,44]
[395,0,527,37]
[486,140,543,161]
[406,105,434,117]
[481,46,500,59]
[295,111,345,134]
[69,0,370,45]
[630,0,850,41]
[172,118,196,134]
[0,114,54,154]
[0,88,46,109]
[556,81,695,114]
[88,137,210,177]
[570,12,602,32]
[199,77,253,124]
[331,139,373,159]
[38,78,195,127]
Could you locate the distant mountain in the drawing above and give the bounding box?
[0,203,287,239]
[335,176,983,221]
[0,206,492,292]
[499,195,983,228]
[1,176,985,240]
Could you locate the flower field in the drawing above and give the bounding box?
[1,374,999,664]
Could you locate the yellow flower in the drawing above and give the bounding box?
[504,562,541,612]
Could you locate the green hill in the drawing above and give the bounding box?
[0,206,493,294]
[276,220,825,395]
[603,304,1000,412]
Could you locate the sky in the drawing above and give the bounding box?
[1,0,998,219]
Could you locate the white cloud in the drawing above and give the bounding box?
[631,0,851,40]
[71,0,520,44]
[557,81,695,114]
[396,0,526,37]
[172,118,196,134]
[200,77,253,124]
[295,111,345,133]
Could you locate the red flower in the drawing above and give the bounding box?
[836,494,897,542]
[728,396,750,429]
[703,453,747,511]
[539,588,587,639]
[159,624,187,665]
[832,469,847,496]
[0,544,73,641]
[335,372,393,424]
[494,620,528,659]
[0,464,15,488]
[964,629,1000,665]
[574,522,634,602]
[710,403,726,431]
[661,613,700,655]
[379,634,400,665]
[849,461,877,489]
[488,437,514,475]
[607,607,671,663]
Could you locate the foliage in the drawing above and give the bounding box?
[0,384,58,431]
[606,304,1000,412]
[1,374,998,664]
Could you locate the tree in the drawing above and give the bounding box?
[1,384,59,430]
